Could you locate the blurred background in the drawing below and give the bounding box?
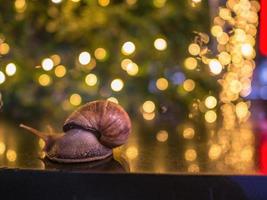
[0,0,266,174]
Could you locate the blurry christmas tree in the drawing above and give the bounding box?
[0,0,215,123]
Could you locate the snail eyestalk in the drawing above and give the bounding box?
[20,124,48,141]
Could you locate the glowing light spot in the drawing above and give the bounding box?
[126,0,137,5]
[156,78,168,91]
[0,43,10,55]
[94,48,107,60]
[85,73,98,86]
[121,41,135,55]
[39,139,45,149]
[126,146,138,159]
[142,101,155,113]
[69,93,82,106]
[218,52,231,65]
[38,74,51,86]
[211,25,223,37]
[229,80,242,93]
[50,54,61,66]
[41,58,54,71]
[156,130,168,142]
[183,79,195,92]
[71,0,80,2]
[107,97,119,104]
[183,127,195,139]
[188,164,200,173]
[143,112,155,120]
[188,43,200,56]
[153,0,166,8]
[154,38,167,51]
[54,65,66,78]
[126,62,139,76]
[241,43,253,58]
[14,0,26,13]
[51,0,62,4]
[5,63,17,76]
[121,59,132,71]
[0,71,6,85]
[209,59,223,75]
[98,0,110,6]
[79,51,91,65]
[217,32,229,45]
[184,57,197,70]
[236,102,249,119]
[111,79,124,92]
[208,144,222,160]
[205,110,217,123]
[0,142,6,154]
[185,149,197,161]
[6,150,17,162]
[205,96,217,109]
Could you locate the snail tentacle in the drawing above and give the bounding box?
[20,124,49,141]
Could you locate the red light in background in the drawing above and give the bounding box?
[260,141,267,173]
[260,0,267,56]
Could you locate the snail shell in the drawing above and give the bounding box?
[20,100,131,163]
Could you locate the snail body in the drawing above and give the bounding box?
[20,100,131,163]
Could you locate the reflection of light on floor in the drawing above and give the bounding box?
[6,149,17,162]
[125,146,138,160]
[187,163,200,173]
[0,142,6,154]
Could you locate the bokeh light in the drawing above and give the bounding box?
[79,51,91,65]
[98,0,110,7]
[209,59,223,75]
[154,38,167,51]
[107,97,119,104]
[204,110,217,123]
[183,79,195,92]
[184,57,197,70]
[156,78,168,91]
[121,41,135,55]
[142,100,155,113]
[188,43,200,56]
[38,74,51,86]
[0,43,10,55]
[143,112,155,120]
[69,93,82,106]
[111,79,124,92]
[94,48,107,60]
[183,127,195,139]
[204,96,217,109]
[126,62,139,76]
[6,149,17,162]
[185,149,197,161]
[54,65,66,78]
[0,71,6,84]
[126,146,138,160]
[42,58,54,71]
[85,73,98,86]
[0,142,6,154]
[156,130,168,142]
[5,63,17,76]
[208,144,222,160]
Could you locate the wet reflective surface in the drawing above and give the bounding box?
[1,100,267,175]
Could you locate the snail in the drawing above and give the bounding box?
[20,100,131,163]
